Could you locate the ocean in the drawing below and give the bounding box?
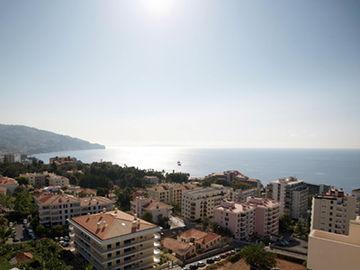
[34,147,360,192]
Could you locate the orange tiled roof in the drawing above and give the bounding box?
[143,200,173,211]
[79,196,113,207]
[180,229,208,240]
[0,177,18,186]
[71,210,157,240]
[162,237,193,252]
[35,193,79,205]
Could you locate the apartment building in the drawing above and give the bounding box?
[352,188,360,215]
[35,193,114,225]
[307,216,360,270]
[147,183,196,207]
[214,201,255,240]
[0,176,18,194]
[311,188,357,235]
[130,196,173,223]
[20,171,70,188]
[246,197,280,236]
[68,210,160,270]
[266,177,308,219]
[233,188,258,203]
[181,185,232,221]
[49,156,77,166]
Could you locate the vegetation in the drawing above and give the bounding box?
[227,251,242,263]
[142,212,153,223]
[13,187,37,221]
[0,123,104,154]
[165,172,189,183]
[240,244,276,270]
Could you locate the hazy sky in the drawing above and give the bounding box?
[1,0,360,148]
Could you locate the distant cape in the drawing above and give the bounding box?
[0,124,105,155]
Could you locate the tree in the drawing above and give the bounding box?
[241,244,276,270]
[14,187,37,220]
[0,225,13,245]
[165,172,189,183]
[142,212,153,223]
[115,187,133,211]
[157,215,170,229]
[279,214,293,233]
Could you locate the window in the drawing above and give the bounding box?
[107,244,112,250]
[107,253,112,258]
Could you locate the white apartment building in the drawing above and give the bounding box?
[246,197,280,236]
[147,183,196,207]
[181,185,232,221]
[233,188,258,203]
[20,171,70,188]
[214,201,255,240]
[68,210,160,270]
[267,177,308,219]
[307,216,360,270]
[311,188,357,235]
[352,188,360,215]
[35,193,114,225]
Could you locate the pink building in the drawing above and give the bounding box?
[246,197,280,236]
[214,201,255,240]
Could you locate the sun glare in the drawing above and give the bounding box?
[143,0,174,17]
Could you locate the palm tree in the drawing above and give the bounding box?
[241,244,276,270]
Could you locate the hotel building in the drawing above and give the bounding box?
[307,216,360,270]
[181,185,232,221]
[266,177,308,219]
[311,188,357,235]
[69,210,160,270]
[130,196,173,223]
[147,183,196,207]
[35,193,114,225]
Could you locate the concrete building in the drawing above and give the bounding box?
[20,172,69,188]
[311,188,357,235]
[35,193,114,225]
[49,156,77,166]
[307,216,360,270]
[246,197,280,236]
[266,177,308,219]
[130,196,173,223]
[233,188,258,203]
[178,229,221,252]
[69,210,160,270]
[147,183,196,207]
[181,185,232,221]
[352,188,360,215]
[161,238,196,260]
[214,201,255,240]
[0,176,18,194]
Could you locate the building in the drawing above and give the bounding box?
[233,188,258,203]
[352,188,360,215]
[178,229,221,252]
[130,196,173,223]
[35,193,114,225]
[266,177,308,219]
[19,172,69,188]
[181,185,232,221]
[147,183,196,207]
[49,156,77,166]
[214,201,255,240]
[143,176,159,185]
[311,188,357,235]
[68,210,160,270]
[307,216,360,270]
[305,182,330,196]
[246,197,280,236]
[161,238,196,260]
[0,176,19,194]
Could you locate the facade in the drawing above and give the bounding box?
[214,201,255,240]
[69,210,160,270]
[130,196,173,223]
[307,216,360,270]
[35,193,114,225]
[20,172,69,188]
[246,197,280,236]
[311,188,357,235]
[352,188,360,215]
[233,188,258,203]
[178,229,221,252]
[49,156,77,165]
[267,177,308,219]
[147,183,196,207]
[181,185,232,221]
[0,177,19,194]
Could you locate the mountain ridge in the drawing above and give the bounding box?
[0,124,105,155]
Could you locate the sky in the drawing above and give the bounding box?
[0,0,360,148]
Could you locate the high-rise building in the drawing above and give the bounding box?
[311,188,357,235]
[307,216,360,270]
[69,210,160,270]
[266,177,308,219]
[352,188,360,215]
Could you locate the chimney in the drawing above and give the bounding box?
[131,220,137,233]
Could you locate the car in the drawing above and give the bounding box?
[197,261,206,268]
[213,256,221,261]
[189,265,198,270]
[220,254,227,259]
[206,258,214,264]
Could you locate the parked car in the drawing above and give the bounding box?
[214,256,221,261]
[197,261,206,268]
[189,265,198,270]
[206,258,214,264]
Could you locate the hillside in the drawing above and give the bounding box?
[0,124,105,154]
